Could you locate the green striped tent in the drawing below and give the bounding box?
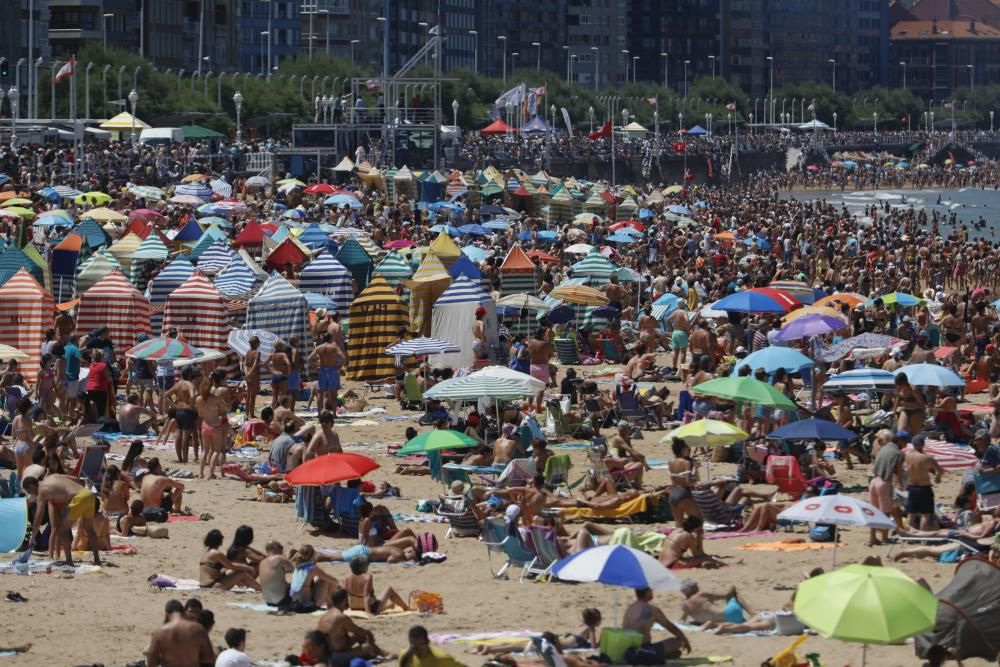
[130,232,170,289]
[571,249,615,286]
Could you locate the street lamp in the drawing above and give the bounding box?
[683,59,690,98]
[376,16,387,77]
[708,54,716,79]
[128,89,139,144]
[532,42,541,71]
[233,90,243,143]
[660,52,668,89]
[85,62,94,119]
[968,64,974,92]
[899,61,907,90]
[991,110,995,132]
[468,30,478,74]
[632,56,639,83]
[588,105,594,133]
[705,112,712,133]
[828,58,836,92]
[766,56,774,124]
[498,35,507,83]
[622,49,630,83]
[511,52,519,72]
[7,87,17,146]
[451,99,459,128]
[833,111,837,132]
[350,40,360,67]
[103,13,114,49]
[591,46,600,90]
[873,111,878,135]
[260,31,269,75]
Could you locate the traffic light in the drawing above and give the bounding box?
[0,59,8,78]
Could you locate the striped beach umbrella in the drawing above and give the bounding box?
[125,337,201,359]
[424,375,536,401]
[385,337,460,356]
[227,329,280,358]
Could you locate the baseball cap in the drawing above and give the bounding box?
[894,430,911,441]
[911,434,926,447]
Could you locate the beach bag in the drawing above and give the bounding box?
[809,524,836,542]
[417,531,438,555]
[408,590,443,614]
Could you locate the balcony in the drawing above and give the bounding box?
[49,27,102,41]
[47,0,102,6]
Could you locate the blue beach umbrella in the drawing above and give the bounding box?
[767,418,859,442]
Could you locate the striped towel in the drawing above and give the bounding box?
[915,439,980,471]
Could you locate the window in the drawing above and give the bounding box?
[215,3,227,25]
[580,13,592,24]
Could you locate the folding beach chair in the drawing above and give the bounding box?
[545,399,589,439]
[437,494,482,538]
[766,455,809,500]
[585,443,632,491]
[73,445,107,488]
[481,516,536,580]
[525,525,568,582]
[615,388,658,430]
[330,485,361,537]
[554,338,581,365]
[691,488,743,528]
[973,471,1000,513]
[542,453,577,496]
[601,339,624,363]
[399,373,424,410]
[496,458,537,488]
[886,536,985,561]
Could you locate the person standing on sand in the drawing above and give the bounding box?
[165,366,199,463]
[527,326,554,412]
[145,599,215,667]
[23,473,102,566]
[905,433,945,531]
[196,377,227,480]
[868,431,905,546]
[243,336,261,419]
[268,340,291,409]
[309,333,346,413]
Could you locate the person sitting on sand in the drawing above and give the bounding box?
[113,499,168,538]
[226,525,266,576]
[316,587,390,663]
[398,625,464,667]
[289,544,341,610]
[140,457,185,521]
[145,599,215,667]
[679,579,757,625]
[622,588,691,663]
[357,501,417,548]
[258,540,294,607]
[198,529,261,591]
[344,556,410,616]
[474,608,603,655]
[658,515,723,569]
[118,393,158,436]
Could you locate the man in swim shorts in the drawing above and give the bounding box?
[24,473,102,566]
[667,305,691,373]
[527,326,554,412]
[309,333,345,413]
[165,366,199,464]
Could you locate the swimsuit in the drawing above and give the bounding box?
[200,559,224,588]
[67,489,97,521]
[318,366,341,391]
[201,422,222,438]
[341,544,370,562]
[175,408,197,430]
[288,370,301,391]
[271,373,288,384]
[529,363,551,383]
[905,484,935,515]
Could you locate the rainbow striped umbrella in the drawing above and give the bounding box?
[125,337,201,360]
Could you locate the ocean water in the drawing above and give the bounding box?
[785,188,1000,239]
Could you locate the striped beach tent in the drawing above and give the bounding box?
[297,223,331,251]
[173,217,204,243]
[404,252,452,336]
[197,241,238,274]
[130,232,170,289]
[345,277,407,381]
[571,249,615,285]
[51,233,83,302]
[428,232,461,269]
[335,238,374,291]
[147,256,196,334]
[245,273,310,358]
[0,245,44,286]
[265,237,310,270]
[21,245,51,293]
[448,254,487,290]
[499,244,537,296]
[355,233,383,262]
[214,257,261,299]
[431,276,499,369]
[298,251,353,318]
[185,231,221,261]
[616,196,638,221]
[163,272,231,351]
[233,220,266,249]
[108,232,143,274]
[76,248,125,295]
[73,219,111,248]
[77,269,152,362]
[373,250,413,289]
[0,269,54,381]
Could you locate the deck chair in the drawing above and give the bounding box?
[497,458,537,487]
[330,485,361,537]
[554,338,580,365]
[616,388,658,430]
[545,399,589,439]
[482,516,536,579]
[542,454,575,495]
[691,488,743,528]
[765,455,809,500]
[525,525,567,582]
[601,339,623,363]
[73,445,107,488]
[585,444,632,491]
[400,374,424,410]
[437,494,481,538]
[973,471,1000,512]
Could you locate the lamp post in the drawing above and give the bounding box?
[103,13,114,49]
[498,35,507,83]
[260,31,269,75]
[592,46,599,90]
[632,56,639,83]
[469,30,478,74]
[14,58,24,118]
[828,58,836,92]
[766,56,774,125]
[569,54,576,84]
[991,110,995,132]
[622,49,629,83]
[350,40,360,67]
[233,90,243,144]
[532,42,541,71]
[833,111,837,132]
[50,62,57,119]
[511,52,519,72]
[683,59,690,99]
[660,52,668,89]
[320,95,328,122]
[705,112,712,133]
[900,61,907,90]
[101,64,110,118]
[376,16,387,77]
[709,54,716,79]
[749,112,753,135]
[128,89,138,144]
[33,57,42,120]
[8,87,17,146]
[968,64,974,92]
[85,62,93,119]
[931,111,935,131]
[588,105,594,133]
[550,103,556,129]
[451,98,459,128]
[873,111,878,135]
[118,64,125,102]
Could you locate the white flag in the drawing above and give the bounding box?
[495,83,526,109]
[561,107,573,138]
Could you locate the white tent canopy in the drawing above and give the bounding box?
[798,119,832,131]
[431,276,499,369]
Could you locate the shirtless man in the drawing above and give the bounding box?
[273,395,306,432]
[165,366,198,463]
[316,588,388,663]
[309,333,345,412]
[305,411,342,460]
[527,326,554,412]
[24,474,102,566]
[195,378,227,479]
[667,305,691,374]
[622,588,691,662]
[327,313,346,352]
[904,434,944,531]
[244,336,261,419]
[269,341,291,408]
[601,274,627,311]
[493,423,522,465]
[145,600,215,667]
[118,393,158,435]
[679,579,757,625]
[940,303,965,346]
[688,321,713,371]
[259,541,295,606]
[140,457,185,519]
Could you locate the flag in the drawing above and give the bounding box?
[901,115,909,124]
[530,85,547,97]
[526,91,538,116]
[54,56,75,84]
[706,157,714,178]
[428,24,440,35]
[726,101,737,111]
[646,96,657,106]
[807,102,815,111]
[943,101,953,110]
[587,120,611,140]
[364,79,382,90]
[495,83,526,109]
[672,142,686,153]
[948,150,956,164]
[560,107,573,138]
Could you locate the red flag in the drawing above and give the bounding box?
[672,142,686,153]
[587,120,611,140]
[901,115,908,123]
[706,157,714,178]
[54,56,75,84]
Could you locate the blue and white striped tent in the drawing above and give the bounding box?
[174,182,213,199]
[431,276,500,369]
[448,253,488,291]
[130,233,170,290]
[298,251,353,318]
[214,257,261,299]
[197,242,238,275]
[298,223,332,251]
[146,256,195,334]
[186,232,219,261]
[245,272,310,359]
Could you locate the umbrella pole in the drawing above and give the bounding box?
[832,525,839,568]
[862,643,867,667]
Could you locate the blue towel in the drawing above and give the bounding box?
[723,597,746,623]
[290,562,315,596]
[427,450,443,481]
[295,486,318,523]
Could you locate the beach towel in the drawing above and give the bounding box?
[736,539,837,552]
[609,526,667,553]
[670,622,774,638]
[166,514,202,523]
[662,528,774,540]
[290,562,315,596]
[345,608,417,620]
[430,630,537,645]
[561,494,648,521]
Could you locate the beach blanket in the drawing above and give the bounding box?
[662,529,773,540]
[0,559,79,575]
[229,446,262,458]
[166,514,203,523]
[669,622,774,638]
[550,442,593,450]
[431,630,536,645]
[393,513,448,524]
[150,574,254,592]
[665,659,733,666]
[560,494,649,521]
[338,408,388,419]
[345,608,417,620]
[737,539,837,552]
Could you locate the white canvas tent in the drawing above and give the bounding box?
[798,119,832,131]
[431,276,500,369]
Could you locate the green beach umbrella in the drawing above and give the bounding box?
[794,564,938,666]
[692,376,797,410]
[397,429,481,455]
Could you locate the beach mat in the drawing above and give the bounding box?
[167,515,203,523]
[345,608,417,620]
[561,494,648,521]
[737,539,836,552]
[666,659,733,666]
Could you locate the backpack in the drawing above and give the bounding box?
[418,531,438,555]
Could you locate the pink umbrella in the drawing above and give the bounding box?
[384,239,417,249]
[129,208,165,223]
[806,164,819,172]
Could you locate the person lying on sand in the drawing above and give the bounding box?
[316,543,418,564]
[316,588,390,663]
[344,555,409,615]
[474,608,602,655]
[679,579,757,625]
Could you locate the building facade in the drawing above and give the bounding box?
[891,19,1000,98]
[241,0,301,74]
[476,0,567,81]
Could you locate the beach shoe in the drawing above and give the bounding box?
[6,591,27,602]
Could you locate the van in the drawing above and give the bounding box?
[139,127,184,145]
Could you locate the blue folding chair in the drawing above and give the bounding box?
[481,516,536,580]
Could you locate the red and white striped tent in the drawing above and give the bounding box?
[77,268,152,363]
[0,268,54,382]
[163,271,231,351]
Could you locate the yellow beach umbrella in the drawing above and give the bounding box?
[0,198,33,208]
[661,419,748,447]
[81,207,128,223]
[74,191,112,206]
[0,344,30,361]
[2,206,36,219]
[550,284,609,306]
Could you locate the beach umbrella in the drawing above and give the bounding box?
[304,183,336,195]
[667,204,691,215]
[285,452,380,486]
[34,210,74,227]
[778,495,895,566]
[180,173,209,183]
[793,565,938,666]
[0,198,32,208]
[713,289,799,314]
[767,418,859,442]
[783,305,848,324]
[277,178,307,187]
[565,243,594,254]
[0,497,28,553]
[2,206,35,220]
[661,419,748,447]
[81,207,127,223]
[169,194,205,206]
[497,293,550,310]
[397,429,481,455]
[549,284,609,306]
[868,292,923,307]
[128,185,165,200]
[245,176,271,188]
[0,344,30,361]
[894,363,965,388]
[823,368,897,393]
[386,337,461,356]
[129,208,165,224]
[51,185,83,199]
[198,216,232,228]
[302,292,338,310]
[74,191,112,206]
[457,223,494,236]
[730,347,814,376]
[552,544,679,591]
[384,240,417,249]
[125,337,201,360]
[773,314,849,341]
[814,293,866,309]
[605,233,639,244]
[226,329,279,358]
[545,304,576,324]
[470,365,545,391]
[429,224,461,236]
[424,375,537,402]
[324,194,363,209]
[692,376,797,410]
[281,208,307,220]
[483,219,510,231]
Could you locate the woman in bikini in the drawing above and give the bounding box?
[100,465,131,516]
[11,397,36,481]
[226,525,266,576]
[195,378,227,480]
[474,609,602,655]
[893,373,926,434]
[667,439,700,530]
[356,501,416,548]
[243,337,261,419]
[658,515,721,569]
[288,544,341,609]
[344,555,409,616]
[198,529,260,591]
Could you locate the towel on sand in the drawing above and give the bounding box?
[560,494,648,521]
[737,539,836,552]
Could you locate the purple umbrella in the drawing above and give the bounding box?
[774,314,849,342]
